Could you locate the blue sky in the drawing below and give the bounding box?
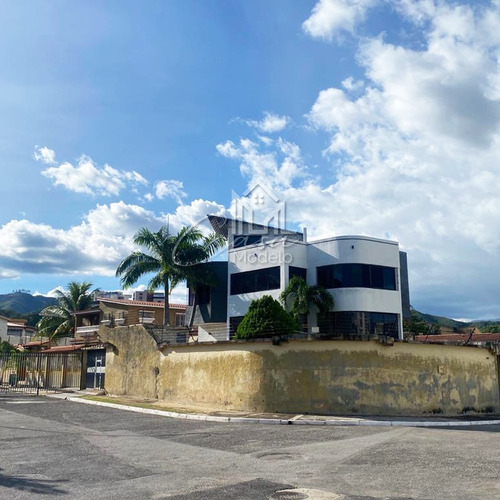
[1,0,500,320]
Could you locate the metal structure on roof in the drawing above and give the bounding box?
[207,214,303,240]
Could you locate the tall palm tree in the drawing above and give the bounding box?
[37,281,95,339]
[116,226,224,326]
[280,276,334,331]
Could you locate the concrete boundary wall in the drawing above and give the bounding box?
[99,326,500,416]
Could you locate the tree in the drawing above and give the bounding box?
[37,282,94,339]
[280,276,334,330]
[116,226,224,326]
[0,341,15,353]
[234,295,299,340]
[403,310,440,335]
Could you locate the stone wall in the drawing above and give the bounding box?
[99,325,161,399]
[99,325,500,416]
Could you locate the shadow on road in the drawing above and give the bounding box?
[0,467,68,495]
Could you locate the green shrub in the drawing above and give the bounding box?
[234,295,299,340]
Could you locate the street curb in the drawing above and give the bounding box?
[61,396,500,428]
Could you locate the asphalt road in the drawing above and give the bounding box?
[0,393,499,500]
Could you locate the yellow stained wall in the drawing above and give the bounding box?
[100,326,160,399]
[99,325,500,416]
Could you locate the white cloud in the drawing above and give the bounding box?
[395,0,436,25]
[33,146,56,165]
[216,138,307,188]
[34,286,64,298]
[342,77,364,92]
[155,180,187,204]
[170,198,227,229]
[170,284,188,305]
[35,148,148,197]
[0,197,229,284]
[302,0,376,40]
[302,1,500,317]
[246,112,290,133]
[0,202,166,279]
[214,2,500,319]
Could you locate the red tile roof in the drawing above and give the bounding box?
[98,298,186,309]
[21,340,50,347]
[415,333,500,343]
[44,345,84,352]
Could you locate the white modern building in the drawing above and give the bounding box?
[205,216,409,340]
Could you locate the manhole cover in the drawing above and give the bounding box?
[269,491,308,500]
[269,489,344,500]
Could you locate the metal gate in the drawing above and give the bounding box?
[85,349,105,389]
[0,352,83,395]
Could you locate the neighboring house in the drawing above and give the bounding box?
[74,298,187,342]
[0,315,8,342]
[133,290,150,301]
[415,332,500,345]
[0,316,35,345]
[7,319,36,345]
[190,215,410,341]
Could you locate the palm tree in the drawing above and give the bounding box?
[280,276,334,331]
[116,226,224,326]
[37,281,95,340]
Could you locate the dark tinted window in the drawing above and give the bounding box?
[317,264,396,290]
[188,285,211,305]
[230,267,280,295]
[318,311,399,338]
[289,266,307,281]
[197,285,211,305]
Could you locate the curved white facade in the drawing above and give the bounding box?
[227,233,408,339]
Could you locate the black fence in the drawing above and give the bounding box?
[143,325,190,345]
[0,352,83,395]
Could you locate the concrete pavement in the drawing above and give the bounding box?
[1,392,500,499]
[54,391,500,428]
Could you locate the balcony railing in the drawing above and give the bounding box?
[76,325,100,335]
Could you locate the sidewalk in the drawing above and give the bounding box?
[47,390,500,428]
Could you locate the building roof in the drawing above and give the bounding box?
[73,307,101,316]
[98,298,186,310]
[7,322,35,330]
[43,345,84,353]
[415,333,500,344]
[21,340,50,347]
[208,214,303,240]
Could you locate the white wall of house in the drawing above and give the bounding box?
[227,234,404,339]
[0,317,8,341]
[308,236,403,336]
[227,238,303,321]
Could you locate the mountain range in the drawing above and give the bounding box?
[0,292,56,315]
